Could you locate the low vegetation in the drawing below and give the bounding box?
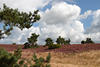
[0,47,23,67]
[44,36,70,49]
[0,47,51,67]
[48,44,61,49]
[81,38,94,44]
[24,33,39,49]
[56,36,70,45]
[32,53,51,67]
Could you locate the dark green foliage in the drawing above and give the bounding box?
[46,53,51,63]
[85,38,94,44]
[14,59,26,67]
[0,30,4,39]
[24,64,28,67]
[0,48,51,67]
[56,36,70,45]
[0,48,28,67]
[0,48,18,67]
[48,44,61,49]
[24,42,31,49]
[32,53,51,67]
[81,40,85,44]
[45,64,50,67]
[81,38,94,44]
[64,39,71,45]
[12,43,16,45]
[27,33,39,48]
[45,38,53,46]
[33,53,38,62]
[19,59,24,65]
[14,47,22,59]
[56,36,65,45]
[0,4,40,38]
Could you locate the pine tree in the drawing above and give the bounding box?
[0,4,40,38]
[56,36,65,45]
[28,33,39,48]
[45,38,53,46]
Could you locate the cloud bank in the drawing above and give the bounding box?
[0,1,100,44]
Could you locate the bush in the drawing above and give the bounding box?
[14,47,22,59]
[81,40,85,44]
[48,44,61,49]
[45,38,53,46]
[46,53,51,63]
[32,53,51,67]
[24,42,39,49]
[81,38,95,44]
[0,48,18,67]
[85,38,94,44]
[0,48,27,67]
[12,43,16,45]
[24,42,31,49]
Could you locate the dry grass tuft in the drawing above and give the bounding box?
[10,50,100,67]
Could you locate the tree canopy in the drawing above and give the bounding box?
[81,38,94,44]
[56,36,70,45]
[45,38,53,46]
[0,4,40,39]
[56,36,65,45]
[28,33,39,46]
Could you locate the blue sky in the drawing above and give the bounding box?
[0,0,100,44]
[40,0,100,30]
[76,0,100,29]
[76,0,100,14]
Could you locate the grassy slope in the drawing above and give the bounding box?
[1,44,100,67]
[20,50,100,67]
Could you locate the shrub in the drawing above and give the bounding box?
[81,40,85,44]
[81,38,95,44]
[32,53,51,67]
[48,44,61,49]
[46,53,51,63]
[24,42,31,49]
[85,38,94,44]
[0,48,18,67]
[14,47,22,59]
[0,48,27,67]
[45,38,53,46]
[12,43,16,45]
[56,36,65,45]
[27,33,39,48]
[64,39,71,45]
[56,36,71,45]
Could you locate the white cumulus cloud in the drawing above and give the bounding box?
[0,0,50,12]
[0,1,100,45]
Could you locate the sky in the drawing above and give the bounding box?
[0,0,100,44]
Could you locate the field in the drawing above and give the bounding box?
[0,44,100,67]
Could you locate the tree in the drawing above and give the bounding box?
[0,30,4,39]
[27,33,39,47]
[24,42,31,49]
[81,40,85,44]
[0,4,40,38]
[64,38,71,45]
[32,53,51,67]
[56,36,65,45]
[45,38,53,46]
[0,48,19,67]
[81,38,94,44]
[85,38,94,43]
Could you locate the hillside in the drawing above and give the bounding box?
[0,44,100,67]
[0,43,100,53]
